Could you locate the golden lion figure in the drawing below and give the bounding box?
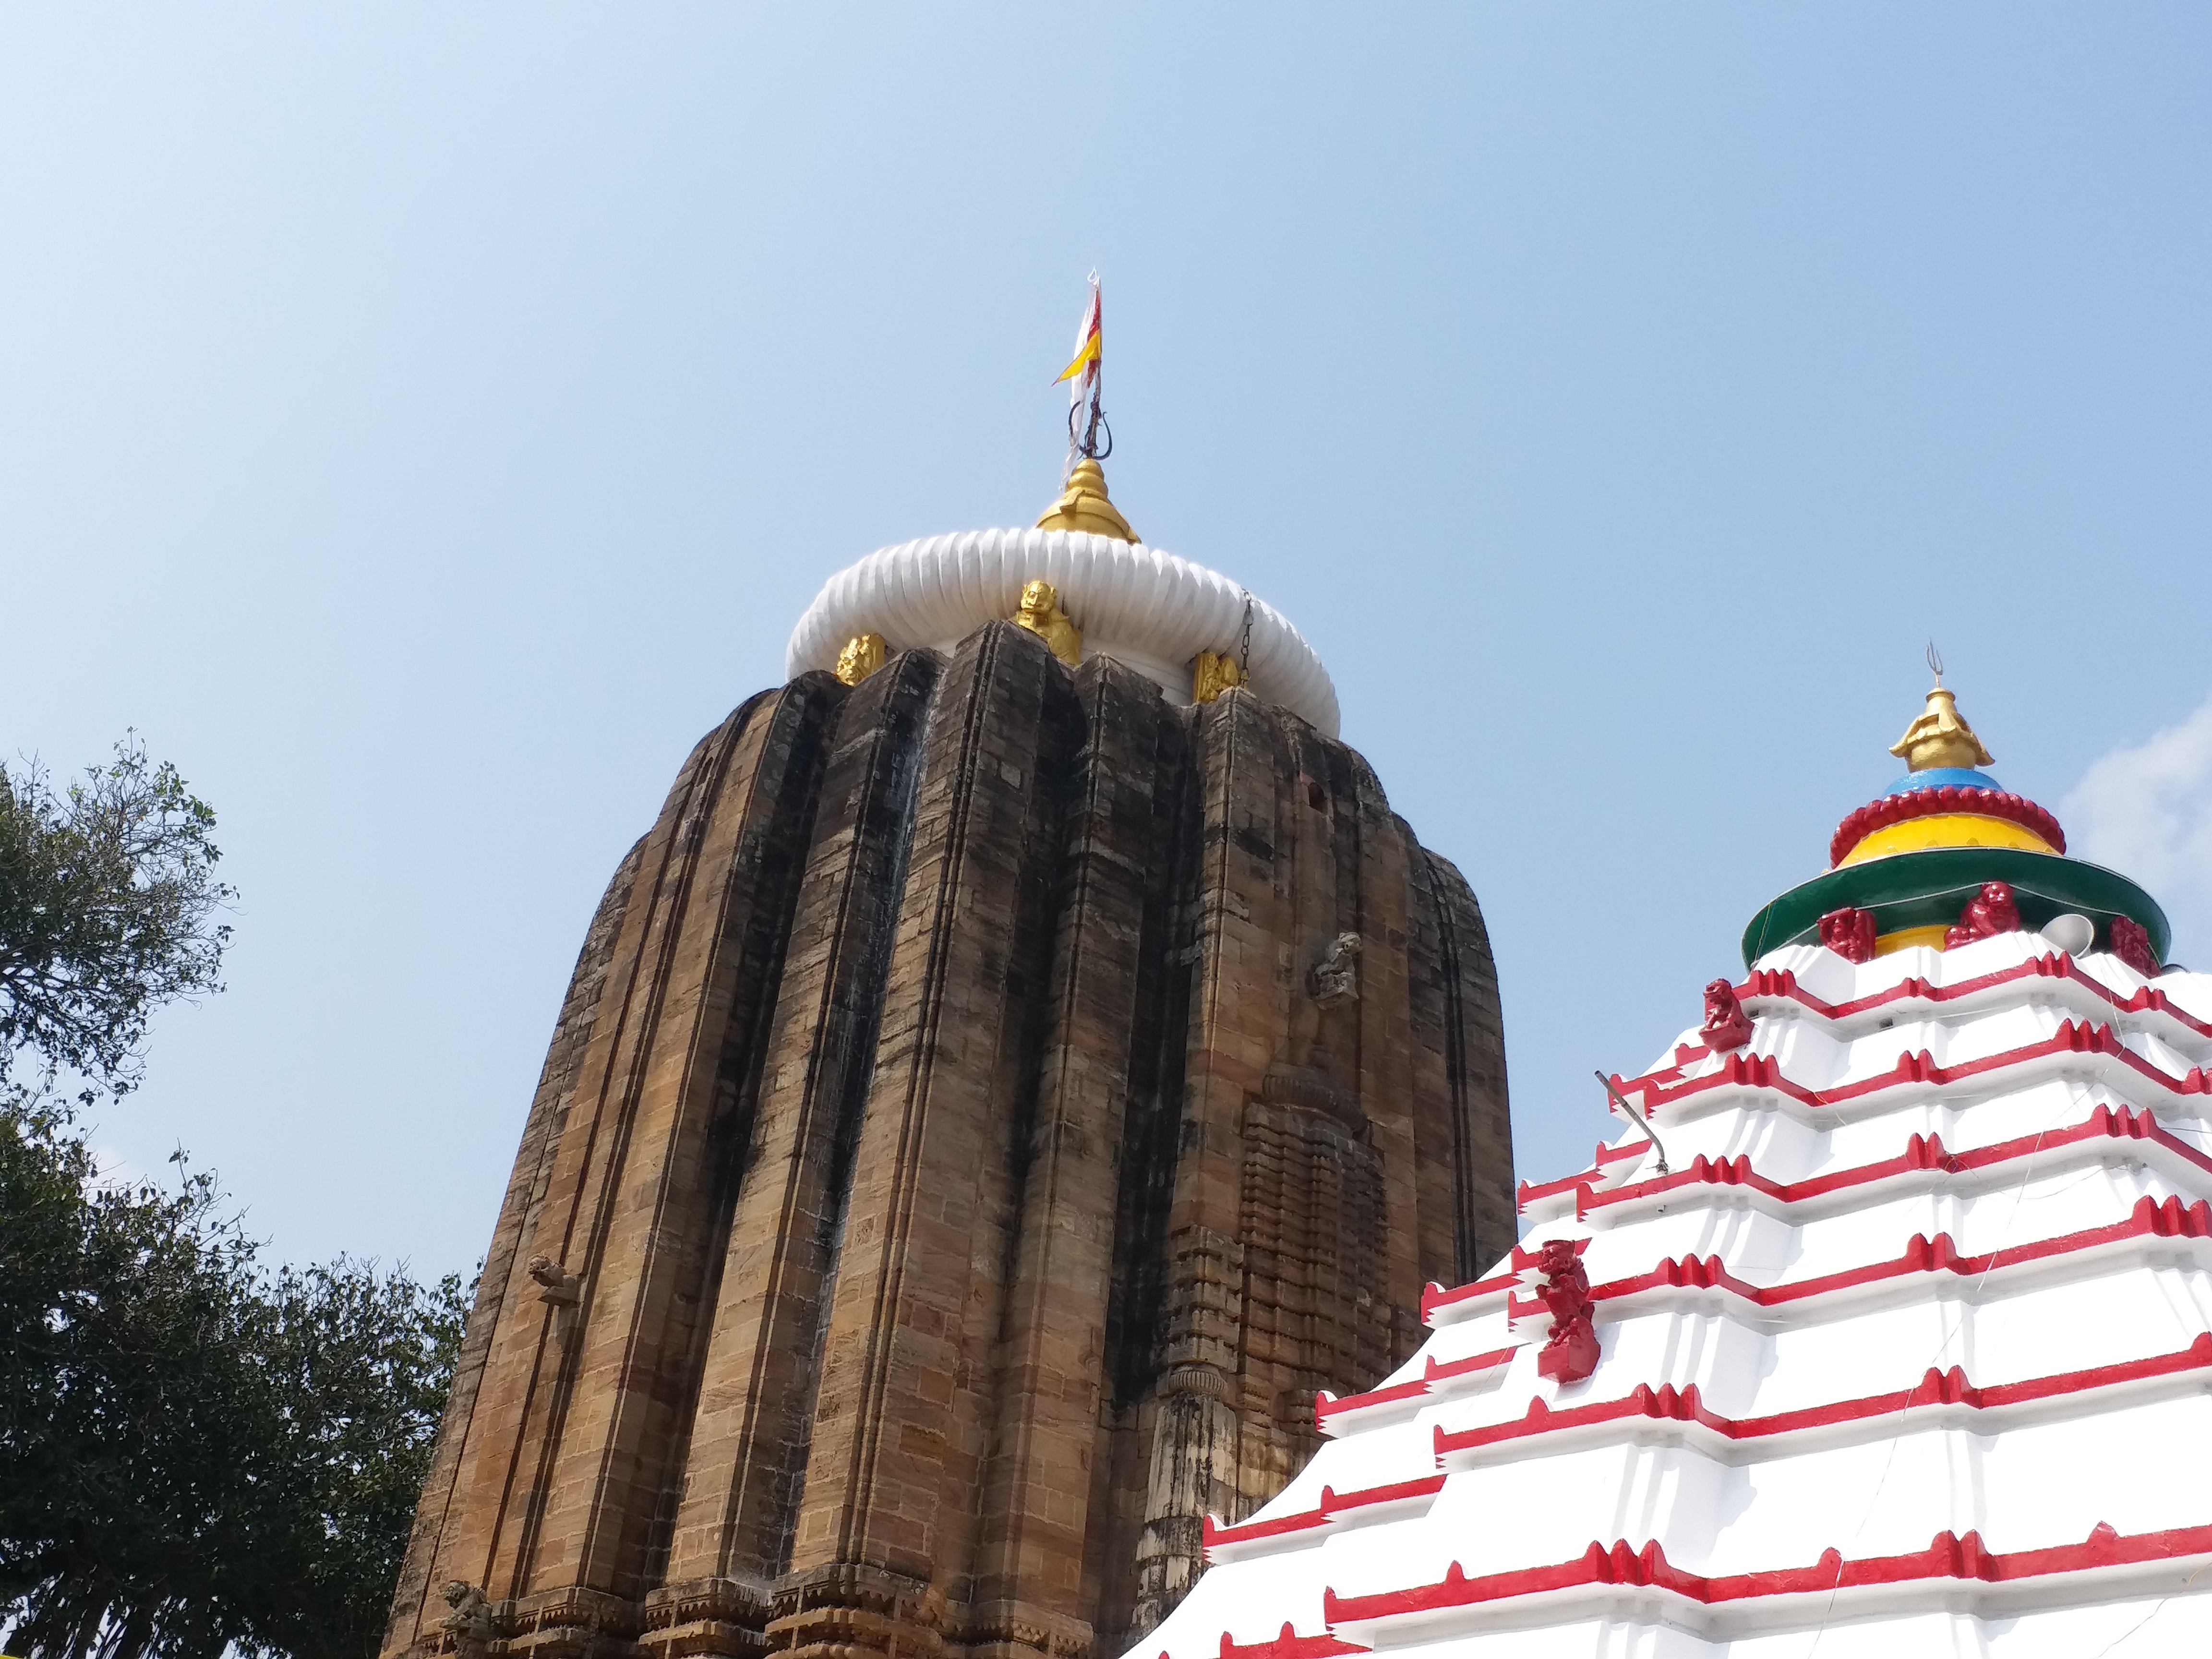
[835,633,886,686]
[1012,579,1082,666]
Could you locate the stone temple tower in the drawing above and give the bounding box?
[382,462,1515,1659]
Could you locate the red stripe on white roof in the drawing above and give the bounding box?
[1565,1193,2212,1323]
[1533,1101,2212,1227]
[1204,1475,1449,1557]
[1315,1346,1516,1435]
[1434,1331,2212,1466]
[1739,953,2212,1044]
[1323,1520,2212,1633]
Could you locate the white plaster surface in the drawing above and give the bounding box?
[784,527,1341,736]
[1135,932,2212,1655]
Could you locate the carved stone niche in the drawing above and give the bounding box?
[1237,1065,1389,1456]
[639,1578,770,1659]
[1258,1063,1366,1135]
[499,1586,642,1659]
[766,1563,950,1659]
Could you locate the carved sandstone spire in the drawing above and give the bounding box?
[1034,457,1138,542]
[378,649,1515,1659]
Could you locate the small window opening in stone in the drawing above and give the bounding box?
[1306,778,1327,811]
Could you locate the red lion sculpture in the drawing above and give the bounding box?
[2110,914,2161,977]
[1533,1238,1599,1385]
[1944,880,2021,950]
[1700,977,1754,1052]
[1818,906,1877,963]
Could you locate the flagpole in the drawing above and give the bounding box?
[1055,273,1108,480]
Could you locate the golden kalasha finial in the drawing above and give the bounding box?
[1889,647,1994,771]
[1012,579,1083,666]
[834,633,886,686]
[1034,457,1138,543]
[1192,650,1243,704]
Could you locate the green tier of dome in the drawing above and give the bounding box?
[1741,845,2169,967]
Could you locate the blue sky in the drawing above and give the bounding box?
[8,5,2212,1280]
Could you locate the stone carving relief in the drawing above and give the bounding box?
[1309,932,1362,1005]
[440,1582,495,1659]
[527,1254,581,1308]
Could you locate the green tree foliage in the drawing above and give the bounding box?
[0,1118,468,1659]
[0,739,472,1659]
[0,736,235,1107]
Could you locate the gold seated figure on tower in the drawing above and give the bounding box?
[1012,578,1082,666]
[834,632,885,686]
[1192,650,1243,704]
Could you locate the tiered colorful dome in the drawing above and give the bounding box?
[1747,680,2168,962]
[1127,685,2212,1656]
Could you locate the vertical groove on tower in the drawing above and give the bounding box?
[649,648,944,1653]
[773,622,1082,1659]
[385,835,648,1652]
[1128,691,1286,1639]
[524,675,840,1609]
[1411,848,1513,1280]
[1084,694,1202,1654]
[968,657,1188,1659]
[435,703,764,1612]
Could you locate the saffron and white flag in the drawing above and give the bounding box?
[1053,272,1104,474]
[1052,272,1102,403]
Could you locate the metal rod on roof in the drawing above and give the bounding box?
[1597,1070,1671,1177]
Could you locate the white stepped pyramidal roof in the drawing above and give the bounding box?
[1135,684,2212,1656]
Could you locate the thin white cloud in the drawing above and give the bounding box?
[2063,693,2212,962]
[84,1142,150,1196]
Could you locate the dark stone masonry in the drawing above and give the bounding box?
[383,622,1513,1659]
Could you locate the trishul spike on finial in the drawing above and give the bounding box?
[1890,646,1993,772]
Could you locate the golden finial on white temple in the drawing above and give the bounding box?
[1034,457,1138,543]
[1889,647,1994,771]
